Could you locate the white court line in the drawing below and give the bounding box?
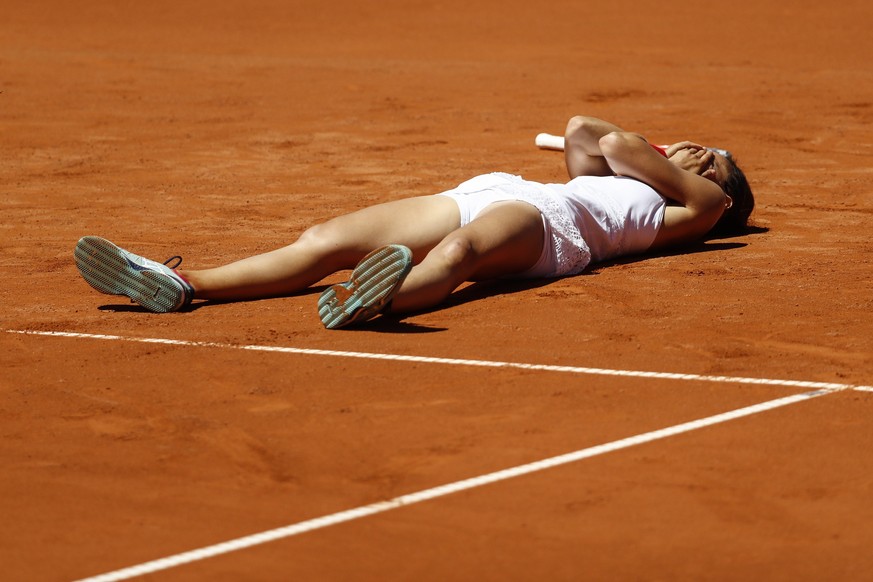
[5,329,873,392]
[73,387,838,581]
[5,328,868,579]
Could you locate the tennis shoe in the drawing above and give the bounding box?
[74,236,194,313]
[318,244,413,329]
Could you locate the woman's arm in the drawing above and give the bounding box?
[563,116,626,178]
[598,131,728,247]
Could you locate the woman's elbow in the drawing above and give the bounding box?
[565,115,593,138]
[597,131,628,155]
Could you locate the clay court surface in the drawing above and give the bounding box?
[3,0,873,580]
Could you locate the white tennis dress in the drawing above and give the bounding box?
[437,172,667,277]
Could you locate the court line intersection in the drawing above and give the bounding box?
[4,329,870,580]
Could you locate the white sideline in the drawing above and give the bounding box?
[5,329,872,392]
[73,388,837,581]
[5,329,868,580]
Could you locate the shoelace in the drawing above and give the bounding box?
[125,255,185,306]
[163,256,183,269]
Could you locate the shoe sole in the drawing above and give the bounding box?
[74,236,184,313]
[317,245,413,329]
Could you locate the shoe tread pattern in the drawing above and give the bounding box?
[318,245,412,329]
[74,236,183,313]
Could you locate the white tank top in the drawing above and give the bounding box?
[543,175,666,263]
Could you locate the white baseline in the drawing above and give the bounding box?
[5,329,867,580]
[5,329,872,393]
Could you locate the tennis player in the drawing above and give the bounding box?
[75,116,754,328]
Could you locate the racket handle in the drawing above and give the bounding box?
[535,133,565,151]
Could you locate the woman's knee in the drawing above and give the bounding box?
[294,223,331,253]
[293,221,360,265]
[431,235,477,273]
[296,222,329,246]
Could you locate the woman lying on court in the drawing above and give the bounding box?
[75,116,754,329]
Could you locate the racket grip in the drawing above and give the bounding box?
[535,133,566,151]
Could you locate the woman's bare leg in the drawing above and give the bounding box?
[391,201,545,313]
[182,196,460,301]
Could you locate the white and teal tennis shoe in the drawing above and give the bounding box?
[74,236,194,313]
[318,244,413,329]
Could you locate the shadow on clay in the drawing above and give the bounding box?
[97,226,768,328]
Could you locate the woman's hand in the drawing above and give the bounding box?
[665,141,716,180]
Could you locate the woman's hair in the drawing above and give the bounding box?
[710,157,755,236]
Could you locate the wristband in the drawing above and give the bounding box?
[650,143,668,157]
